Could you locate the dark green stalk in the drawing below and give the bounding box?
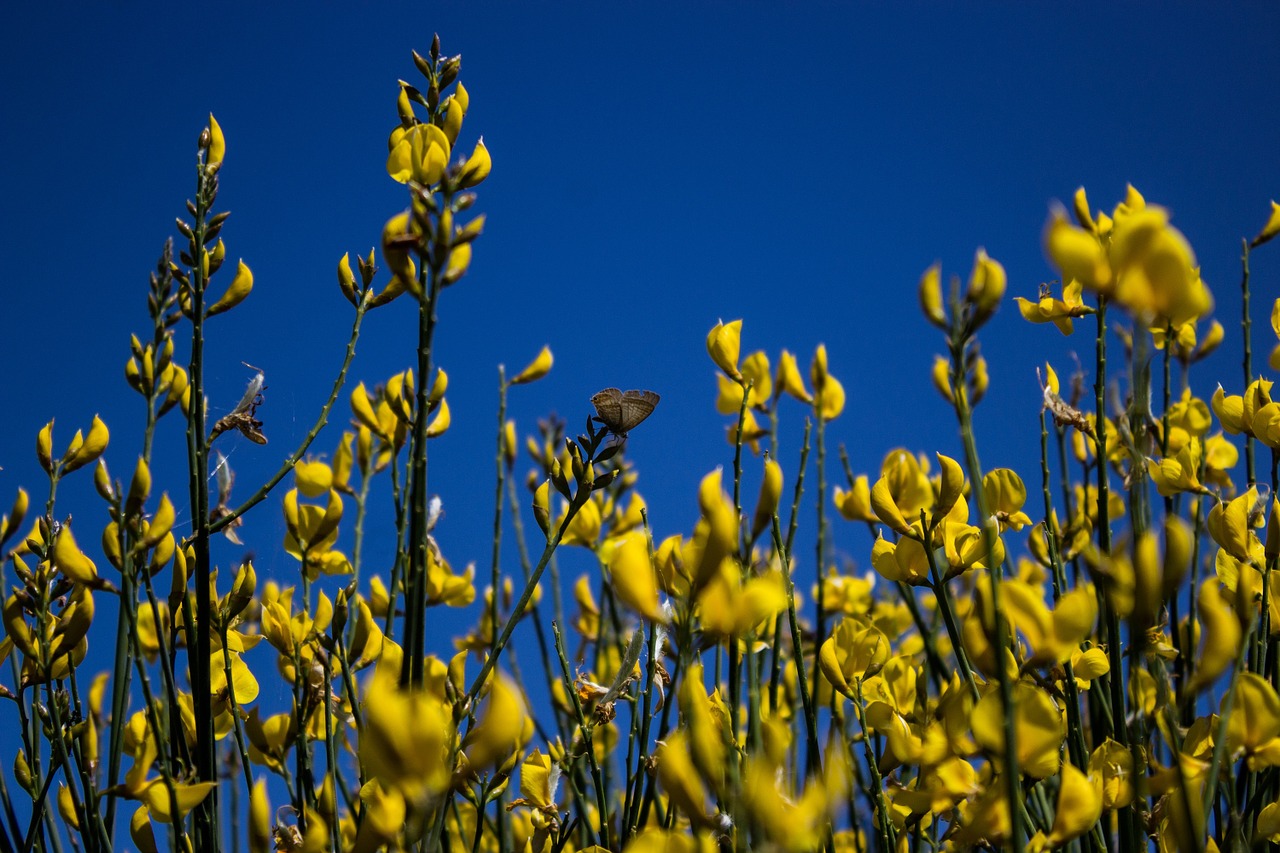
[102,533,137,836]
[403,256,444,688]
[771,512,821,779]
[814,410,830,699]
[489,371,508,665]
[770,422,810,708]
[187,161,216,853]
[623,512,662,839]
[464,490,587,706]
[503,457,561,737]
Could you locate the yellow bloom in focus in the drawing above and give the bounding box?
[1087,738,1133,810]
[1015,278,1093,335]
[457,137,492,189]
[1206,486,1258,564]
[706,319,743,381]
[870,531,930,586]
[386,121,451,185]
[206,113,225,171]
[205,260,254,318]
[869,449,933,534]
[1070,645,1110,690]
[818,617,889,698]
[1146,438,1207,497]
[982,468,1032,531]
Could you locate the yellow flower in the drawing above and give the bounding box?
[1044,761,1103,848]
[654,731,711,827]
[510,345,553,385]
[1015,278,1093,334]
[751,457,784,543]
[694,559,787,637]
[457,137,491,189]
[774,349,812,403]
[869,449,933,534]
[386,122,451,185]
[918,263,946,328]
[810,344,845,420]
[982,468,1033,531]
[1186,579,1243,695]
[966,247,1006,321]
[604,532,665,623]
[818,617,889,698]
[971,681,1065,779]
[1001,579,1097,667]
[705,319,742,381]
[1251,199,1280,248]
[206,113,225,171]
[834,475,875,523]
[1225,673,1280,770]
[1146,438,1207,497]
[1045,186,1212,326]
[359,668,454,801]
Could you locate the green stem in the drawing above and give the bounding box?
[187,162,216,852]
[403,256,444,688]
[209,298,369,538]
[489,372,508,661]
[948,316,1023,850]
[552,622,612,850]
[1242,240,1255,487]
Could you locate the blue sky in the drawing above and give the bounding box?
[2,0,1280,822]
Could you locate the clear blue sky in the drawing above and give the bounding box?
[2,0,1279,799]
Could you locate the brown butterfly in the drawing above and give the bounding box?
[590,388,660,437]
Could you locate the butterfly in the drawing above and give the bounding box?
[590,388,660,437]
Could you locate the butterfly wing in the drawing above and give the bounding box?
[618,390,660,431]
[591,388,625,431]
